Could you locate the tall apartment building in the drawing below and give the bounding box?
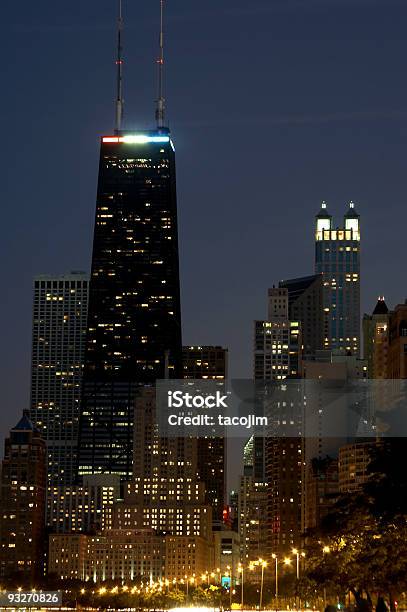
[363,297,391,379]
[238,475,268,563]
[183,346,228,522]
[0,413,46,579]
[304,457,338,531]
[243,436,266,485]
[279,274,324,358]
[363,299,407,379]
[253,287,303,556]
[388,302,407,379]
[30,272,89,487]
[254,287,302,380]
[315,202,361,355]
[338,442,377,493]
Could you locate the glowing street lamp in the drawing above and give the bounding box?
[259,559,267,610]
[271,554,278,602]
[251,558,268,610]
[292,548,306,580]
[238,563,244,610]
[322,545,331,608]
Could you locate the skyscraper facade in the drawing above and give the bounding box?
[279,274,324,358]
[108,387,212,542]
[0,413,46,580]
[253,287,303,556]
[78,131,182,479]
[388,303,407,379]
[304,456,338,532]
[363,297,391,378]
[183,346,228,522]
[338,442,378,493]
[254,287,302,381]
[239,470,268,563]
[315,202,361,355]
[30,272,89,487]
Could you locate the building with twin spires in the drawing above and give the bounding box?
[315,202,361,355]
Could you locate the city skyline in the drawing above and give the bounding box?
[2,0,407,446]
[1,0,407,601]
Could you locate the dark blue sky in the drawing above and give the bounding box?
[1,0,407,456]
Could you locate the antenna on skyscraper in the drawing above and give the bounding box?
[115,0,124,133]
[155,0,166,128]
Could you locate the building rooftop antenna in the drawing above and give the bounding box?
[115,0,124,133]
[155,0,166,128]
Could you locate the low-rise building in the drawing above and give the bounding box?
[212,527,240,583]
[49,530,212,582]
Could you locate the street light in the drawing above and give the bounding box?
[292,548,306,580]
[271,554,278,604]
[225,569,232,609]
[238,563,244,610]
[258,558,267,611]
[322,544,331,608]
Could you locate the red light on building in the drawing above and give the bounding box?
[223,506,231,527]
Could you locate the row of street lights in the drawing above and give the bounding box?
[8,550,310,609]
[242,549,306,609]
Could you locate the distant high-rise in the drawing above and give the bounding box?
[30,272,89,487]
[253,287,303,556]
[363,297,391,378]
[363,299,407,379]
[183,346,227,380]
[338,442,378,493]
[388,302,407,379]
[239,441,268,564]
[254,287,302,380]
[183,346,228,522]
[315,202,361,355]
[0,413,46,580]
[304,457,338,532]
[279,274,324,358]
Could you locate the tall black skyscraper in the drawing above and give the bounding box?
[77,3,182,480]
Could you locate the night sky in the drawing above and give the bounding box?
[1,0,407,488]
